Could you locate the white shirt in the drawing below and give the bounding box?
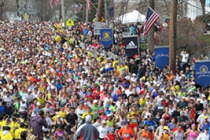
[125,89,133,97]
[197,113,210,123]
[42,117,53,132]
[197,133,209,140]
[75,108,85,121]
[200,99,208,108]
[97,126,108,138]
[103,97,113,107]
[3,95,14,107]
[19,102,27,112]
[24,93,34,103]
[169,108,176,115]
[180,52,189,63]
[32,92,39,98]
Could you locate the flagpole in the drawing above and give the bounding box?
[86,4,89,23]
[61,0,65,26]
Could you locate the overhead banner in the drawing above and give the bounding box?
[155,47,169,70]
[123,36,139,57]
[195,60,210,87]
[100,29,113,48]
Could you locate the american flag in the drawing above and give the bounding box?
[86,0,91,11]
[50,0,54,9]
[77,4,83,12]
[54,0,60,6]
[143,7,159,36]
[50,0,60,9]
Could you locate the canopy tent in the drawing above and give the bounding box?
[117,10,146,24]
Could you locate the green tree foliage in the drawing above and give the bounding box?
[157,18,208,56]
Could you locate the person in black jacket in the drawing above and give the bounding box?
[137,63,146,79]
[129,59,138,74]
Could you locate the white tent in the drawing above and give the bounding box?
[117,10,146,24]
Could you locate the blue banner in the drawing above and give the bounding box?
[109,7,114,18]
[195,61,210,87]
[155,47,169,70]
[100,29,113,48]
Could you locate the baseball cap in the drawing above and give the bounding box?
[37,102,41,106]
[93,100,98,104]
[204,116,208,119]
[197,98,201,102]
[163,126,169,131]
[105,104,110,108]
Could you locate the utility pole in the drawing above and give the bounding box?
[86,4,89,23]
[96,0,103,22]
[147,0,155,52]
[61,0,65,26]
[169,0,177,71]
[104,0,108,23]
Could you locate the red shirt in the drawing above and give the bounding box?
[104,133,117,140]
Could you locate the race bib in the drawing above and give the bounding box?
[95,111,98,114]
[124,133,130,138]
[148,126,154,131]
[132,118,137,123]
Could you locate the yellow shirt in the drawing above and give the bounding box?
[0,131,13,140]
[59,111,66,118]
[128,111,139,124]
[0,121,6,130]
[10,122,19,137]
[37,97,45,108]
[139,99,146,107]
[81,112,93,120]
[15,128,26,139]
[112,60,119,68]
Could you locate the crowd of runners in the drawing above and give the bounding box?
[0,20,209,140]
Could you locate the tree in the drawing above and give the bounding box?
[158,18,207,57]
[200,0,205,15]
[0,0,5,20]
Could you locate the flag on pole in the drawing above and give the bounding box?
[86,0,91,11]
[54,0,60,6]
[143,7,159,36]
[50,0,54,9]
[77,3,83,12]
[50,0,60,9]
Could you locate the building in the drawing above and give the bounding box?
[114,0,203,21]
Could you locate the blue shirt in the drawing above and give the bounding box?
[0,106,5,115]
[56,83,62,91]
[152,92,159,98]
[113,94,118,101]
[168,123,177,131]
[130,26,136,34]
[144,120,157,132]
[105,110,112,115]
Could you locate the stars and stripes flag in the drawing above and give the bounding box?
[50,0,60,9]
[86,0,91,11]
[77,4,83,12]
[143,7,159,36]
